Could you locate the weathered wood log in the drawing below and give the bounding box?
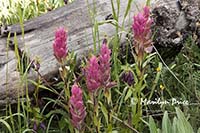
[0,0,151,105]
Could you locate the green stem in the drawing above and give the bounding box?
[92,92,99,133]
[111,114,139,133]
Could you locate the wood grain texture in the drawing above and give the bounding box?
[0,0,166,105]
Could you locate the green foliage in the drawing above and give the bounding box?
[161,37,200,97]
[0,0,68,25]
[148,108,196,133]
[148,116,158,133]
[158,37,200,130]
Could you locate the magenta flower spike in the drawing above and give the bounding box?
[70,84,86,131]
[132,6,153,57]
[143,6,150,18]
[99,41,111,86]
[85,56,101,93]
[53,27,68,62]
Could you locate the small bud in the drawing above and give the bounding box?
[65,66,70,71]
[160,84,165,91]
[33,121,37,131]
[40,122,46,130]
[156,67,161,72]
[31,59,40,72]
[121,71,134,86]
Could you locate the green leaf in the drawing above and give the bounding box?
[58,116,66,130]
[175,108,194,133]
[93,115,98,128]
[45,109,68,118]
[107,124,112,132]
[123,0,133,19]
[162,111,172,133]
[0,119,12,133]
[46,114,55,133]
[125,87,132,101]
[22,129,35,133]
[99,102,108,125]
[143,53,156,68]
[172,117,178,133]
[149,116,157,133]
[197,128,200,133]
[146,0,151,6]
[104,89,112,104]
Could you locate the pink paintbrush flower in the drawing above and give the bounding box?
[70,84,86,131]
[132,6,153,59]
[99,40,111,86]
[85,39,114,92]
[53,27,68,62]
[85,56,101,93]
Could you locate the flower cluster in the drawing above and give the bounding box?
[132,6,153,59]
[53,27,68,62]
[99,41,111,86]
[85,40,112,93]
[85,56,101,93]
[69,84,86,131]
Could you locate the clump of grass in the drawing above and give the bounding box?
[0,0,72,25]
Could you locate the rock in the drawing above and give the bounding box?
[151,0,200,61]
